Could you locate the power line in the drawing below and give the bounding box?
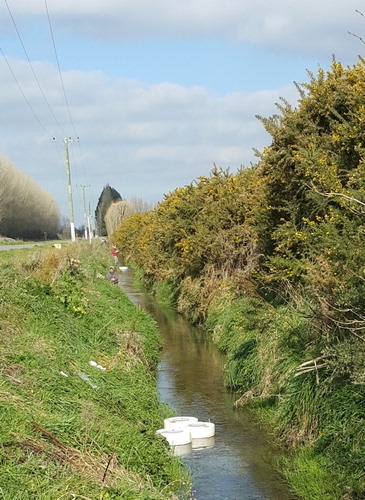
[0,47,49,134]
[76,140,89,185]
[44,0,89,197]
[3,0,66,136]
[3,0,91,225]
[44,0,78,139]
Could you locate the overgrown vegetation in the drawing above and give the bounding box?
[113,60,365,499]
[0,241,190,499]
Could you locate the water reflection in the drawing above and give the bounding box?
[119,270,295,500]
[173,443,193,457]
[191,436,215,450]
[172,436,215,458]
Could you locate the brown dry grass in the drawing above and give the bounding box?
[8,422,152,491]
[110,329,145,372]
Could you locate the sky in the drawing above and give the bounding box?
[0,0,364,227]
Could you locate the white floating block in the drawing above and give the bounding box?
[163,416,198,430]
[156,428,192,446]
[186,421,215,439]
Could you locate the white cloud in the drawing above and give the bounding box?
[1,0,362,58]
[0,57,293,223]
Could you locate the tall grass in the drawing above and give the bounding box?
[206,292,365,499]
[0,241,190,499]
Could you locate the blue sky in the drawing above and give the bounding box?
[0,0,363,226]
[60,38,318,93]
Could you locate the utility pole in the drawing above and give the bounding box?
[88,201,94,242]
[87,202,93,243]
[54,137,79,242]
[79,184,89,239]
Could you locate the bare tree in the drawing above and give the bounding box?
[105,200,134,237]
[129,197,156,214]
[104,197,156,237]
[0,157,60,239]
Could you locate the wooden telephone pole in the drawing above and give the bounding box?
[54,137,79,242]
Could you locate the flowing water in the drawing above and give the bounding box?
[119,269,295,500]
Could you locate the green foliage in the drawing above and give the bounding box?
[206,292,365,498]
[258,61,365,289]
[114,165,265,319]
[0,242,190,499]
[113,211,162,279]
[52,270,88,316]
[282,447,347,500]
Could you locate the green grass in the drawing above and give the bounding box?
[206,292,365,499]
[0,241,190,499]
[282,447,348,500]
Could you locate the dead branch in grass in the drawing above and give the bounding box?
[32,422,71,452]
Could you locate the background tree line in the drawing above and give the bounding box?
[0,157,60,240]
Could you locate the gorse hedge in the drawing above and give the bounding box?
[113,60,365,499]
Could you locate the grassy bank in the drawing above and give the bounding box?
[205,292,365,500]
[0,241,190,499]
